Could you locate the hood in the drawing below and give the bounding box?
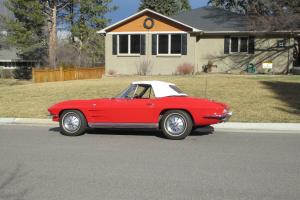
[48,98,111,115]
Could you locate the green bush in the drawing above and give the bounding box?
[13,66,32,80]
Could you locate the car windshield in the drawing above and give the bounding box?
[115,84,153,99]
[115,84,137,98]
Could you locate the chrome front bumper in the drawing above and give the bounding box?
[204,111,233,122]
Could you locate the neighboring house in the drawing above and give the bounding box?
[99,7,299,75]
[0,47,38,69]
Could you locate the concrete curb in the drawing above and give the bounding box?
[0,118,56,126]
[212,122,300,132]
[1,118,300,132]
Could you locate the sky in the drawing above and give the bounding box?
[106,0,208,24]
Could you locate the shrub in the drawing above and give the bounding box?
[13,66,32,80]
[108,69,117,76]
[176,63,194,75]
[0,68,14,79]
[137,59,152,76]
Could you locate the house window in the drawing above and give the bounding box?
[131,35,141,54]
[171,34,182,54]
[230,37,239,53]
[119,35,129,54]
[230,37,249,53]
[158,35,169,54]
[240,37,248,52]
[118,34,142,55]
[158,34,182,55]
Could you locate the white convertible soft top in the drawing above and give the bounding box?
[132,80,188,98]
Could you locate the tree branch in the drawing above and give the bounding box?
[57,1,71,10]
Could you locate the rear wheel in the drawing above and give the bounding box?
[160,110,193,140]
[59,110,87,136]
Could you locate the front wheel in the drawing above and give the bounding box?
[160,110,193,140]
[59,110,87,136]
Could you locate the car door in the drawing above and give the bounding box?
[110,85,156,123]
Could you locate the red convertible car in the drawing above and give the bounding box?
[48,81,232,139]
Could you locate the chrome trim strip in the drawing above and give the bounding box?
[204,112,233,121]
[88,122,159,129]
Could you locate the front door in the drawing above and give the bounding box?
[110,84,156,123]
[110,98,155,123]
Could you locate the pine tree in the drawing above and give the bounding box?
[3,0,117,67]
[60,0,77,42]
[0,15,7,48]
[69,0,117,66]
[179,0,191,12]
[3,0,72,66]
[3,0,47,61]
[139,0,187,16]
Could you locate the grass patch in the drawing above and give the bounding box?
[0,75,300,122]
[0,79,30,87]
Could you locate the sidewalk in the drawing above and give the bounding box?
[213,122,300,132]
[1,118,300,133]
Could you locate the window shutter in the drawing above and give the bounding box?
[141,35,146,55]
[112,35,117,55]
[224,36,230,54]
[248,37,255,54]
[181,34,187,55]
[152,34,157,55]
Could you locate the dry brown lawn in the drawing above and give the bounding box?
[0,75,300,122]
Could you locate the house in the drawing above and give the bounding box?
[0,47,39,69]
[98,7,300,75]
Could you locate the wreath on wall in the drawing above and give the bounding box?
[143,17,155,29]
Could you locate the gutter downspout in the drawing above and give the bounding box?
[193,31,204,74]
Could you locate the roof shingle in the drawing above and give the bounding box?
[172,7,249,32]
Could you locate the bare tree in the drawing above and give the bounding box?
[246,0,300,31]
[41,0,72,67]
[208,0,300,31]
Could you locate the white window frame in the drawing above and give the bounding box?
[229,36,249,54]
[117,34,141,56]
[157,34,182,56]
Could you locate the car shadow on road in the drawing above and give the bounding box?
[48,126,214,138]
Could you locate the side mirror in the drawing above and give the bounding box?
[133,94,140,99]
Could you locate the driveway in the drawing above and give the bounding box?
[0,125,299,200]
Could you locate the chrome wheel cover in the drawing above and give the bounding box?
[62,112,81,133]
[165,114,187,136]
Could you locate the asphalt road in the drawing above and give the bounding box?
[0,125,300,200]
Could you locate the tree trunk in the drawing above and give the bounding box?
[296,37,300,66]
[70,0,75,43]
[49,3,57,68]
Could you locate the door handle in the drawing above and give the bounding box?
[146,103,154,106]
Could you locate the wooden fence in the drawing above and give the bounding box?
[32,66,105,83]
